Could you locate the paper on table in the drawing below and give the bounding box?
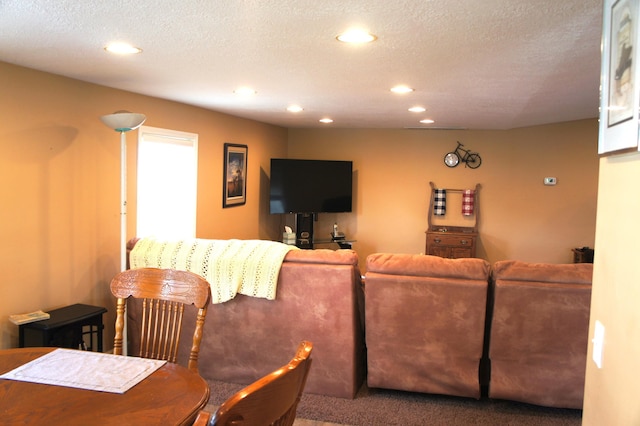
[0,348,166,394]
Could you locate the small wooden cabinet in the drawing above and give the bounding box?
[426,182,480,259]
[426,227,477,259]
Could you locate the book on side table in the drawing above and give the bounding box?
[9,310,50,325]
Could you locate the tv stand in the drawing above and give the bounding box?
[295,213,315,249]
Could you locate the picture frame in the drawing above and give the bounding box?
[222,143,247,208]
[599,0,640,155]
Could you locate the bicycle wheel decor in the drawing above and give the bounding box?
[466,153,482,169]
[444,152,459,167]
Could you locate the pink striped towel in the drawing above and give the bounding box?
[462,189,475,216]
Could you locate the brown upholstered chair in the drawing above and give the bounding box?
[192,340,313,426]
[365,253,491,399]
[110,267,211,372]
[488,260,592,409]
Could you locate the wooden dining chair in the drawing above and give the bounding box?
[192,340,313,426]
[110,267,211,372]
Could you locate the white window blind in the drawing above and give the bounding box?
[136,126,198,239]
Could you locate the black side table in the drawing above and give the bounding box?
[18,303,107,352]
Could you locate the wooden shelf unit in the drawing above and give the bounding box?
[426,182,480,259]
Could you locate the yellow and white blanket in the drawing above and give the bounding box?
[130,237,298,303]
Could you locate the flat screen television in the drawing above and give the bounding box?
[269,159,353,214]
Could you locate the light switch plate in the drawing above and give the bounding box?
[592,320,605,369]
[544,177,557,185]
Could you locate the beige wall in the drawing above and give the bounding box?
[0,62,287,349]
[583,153,640,424]
[288,121,599,268]
[0,61,601,356]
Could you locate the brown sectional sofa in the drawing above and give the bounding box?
[364,253,492,399]
[126,239,365,399]
[488,260,593,409]
[123,239,592,407]
[363,254,593,409]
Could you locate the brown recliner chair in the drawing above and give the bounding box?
[364,253,491,399]
[488,260,593,409]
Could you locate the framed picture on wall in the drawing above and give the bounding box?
[599,0,640,155]
[223,143,247,208]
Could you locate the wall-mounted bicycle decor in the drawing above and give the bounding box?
[444,141,482,169]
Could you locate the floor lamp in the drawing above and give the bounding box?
[100,110,146,355]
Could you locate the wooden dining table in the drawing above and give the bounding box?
[0,347,210,425]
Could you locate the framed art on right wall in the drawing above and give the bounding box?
[599,0,640,155]
[222,143,247,208]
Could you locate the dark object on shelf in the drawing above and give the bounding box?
[336,241,352,249]
[572,247,594,263]
[19,303,107,352]
[295,212,315,249]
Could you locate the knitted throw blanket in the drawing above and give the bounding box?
[129,237,298,303]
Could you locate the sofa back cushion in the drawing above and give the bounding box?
[284,248,358,266]
[492,259,593,285]
[366,253,490,280]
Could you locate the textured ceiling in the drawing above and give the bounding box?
[0,0,603,129]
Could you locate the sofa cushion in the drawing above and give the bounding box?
[285,248,358,266]
[367,253,490,280]
[492,260,593,285]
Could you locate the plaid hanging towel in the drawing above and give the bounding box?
[434,189,446,216]
[462,189,475,216]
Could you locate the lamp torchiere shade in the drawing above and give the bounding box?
[100,111,147,132]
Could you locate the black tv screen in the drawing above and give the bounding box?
[269,159,353,214]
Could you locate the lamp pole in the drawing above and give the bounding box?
[118,129,127,273]
[100,111,146,355]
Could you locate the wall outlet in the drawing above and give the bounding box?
[592,320,605,369]
[543,177,557,185]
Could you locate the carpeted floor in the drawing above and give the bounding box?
[206,379,582,426]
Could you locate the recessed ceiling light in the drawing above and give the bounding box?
[319,118,334,124]
[391,85,414,94]
[104,42,142,55]
[234,87,257,96]
[336,29,377,43]
[420,119,435,124]
[287,105,303,113]
[409,106,426,113]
